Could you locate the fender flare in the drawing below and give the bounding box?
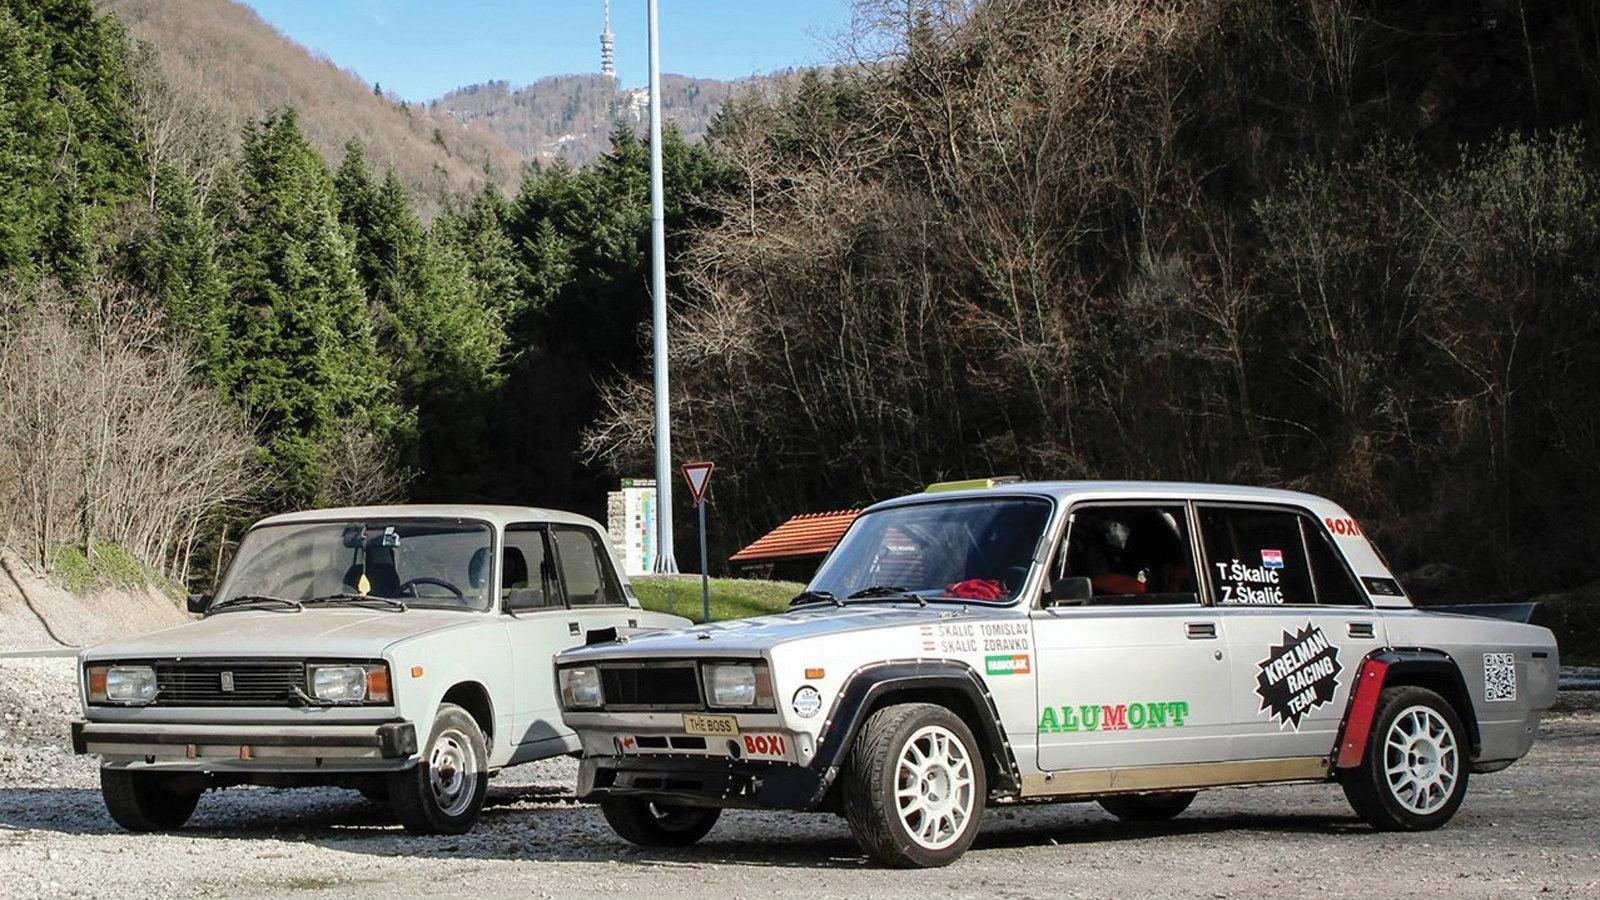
[1334,648,1481,769]
[811,659,1020,793]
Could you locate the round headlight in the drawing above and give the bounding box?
[791,685,822,718]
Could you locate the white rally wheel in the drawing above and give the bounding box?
[893,724,977,851]
[1382,704,1460,815]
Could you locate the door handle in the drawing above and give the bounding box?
[1186,621,1217,639]
[1347,621,1375,639]
[568,621,581,636]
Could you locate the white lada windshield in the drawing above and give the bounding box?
[807,498,1051,603]
[215,520,494,611]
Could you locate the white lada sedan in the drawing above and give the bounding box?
[72,505,686,835]
[556,480,1559,867]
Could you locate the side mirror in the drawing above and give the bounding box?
[1044,576,1093,607]
[186,593,212,614]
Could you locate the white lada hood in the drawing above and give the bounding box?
[80,608,478,662]
[563,603,987,659]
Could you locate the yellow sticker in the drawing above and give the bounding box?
[358,573,371,594]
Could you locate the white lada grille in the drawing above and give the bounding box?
[153,661,306,706]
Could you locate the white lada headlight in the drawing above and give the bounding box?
[704,662,774,709]
[560,666,602,709]
[89,665,157,704]
[308,664,390,703]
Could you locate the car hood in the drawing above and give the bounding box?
[561,602,1000,660]
[80,608,480,661]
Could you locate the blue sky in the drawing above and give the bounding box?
[241,1,856,101]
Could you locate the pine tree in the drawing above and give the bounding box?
[0,0,143,280]
[220,110,399,507]
[137,165,228,383]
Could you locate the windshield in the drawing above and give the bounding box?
[807,498,1052,603]
[215,520,494,611]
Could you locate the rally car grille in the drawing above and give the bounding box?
[599,663,702,709]
[153,661,306,706]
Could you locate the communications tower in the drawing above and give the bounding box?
[600,0,616,80]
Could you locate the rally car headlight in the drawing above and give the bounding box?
[704,662,773,709]
[88,665,157,704]
[560,667,602,709]
[309,664,390,704]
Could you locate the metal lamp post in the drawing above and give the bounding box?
[647,0,679,573]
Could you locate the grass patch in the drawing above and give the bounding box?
[632,575,804,624]
[49,542,174,596]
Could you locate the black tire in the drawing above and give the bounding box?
[1341,685,1470,831]
[840,702,987,868]
[1097,791,1197,822]
[100,769,203,832]
[600,798,722,847]
[388,703,489,835]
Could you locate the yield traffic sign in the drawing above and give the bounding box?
[681,462,715,506]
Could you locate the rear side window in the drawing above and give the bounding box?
[1197,506,1366,607]
[552,526,623,607]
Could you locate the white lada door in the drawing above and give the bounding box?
[502,524,641,760]
[1032,503,1235,772]
[1196,503,1387,760]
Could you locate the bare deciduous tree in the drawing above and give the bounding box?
[0,280,260,584]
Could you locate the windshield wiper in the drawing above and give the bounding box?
[304,593,408,612]
[789,590,844,608]
[207,594,303,614]
[845,585,928,607]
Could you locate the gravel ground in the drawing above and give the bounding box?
[2,656,1597,899]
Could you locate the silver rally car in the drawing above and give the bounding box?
[556,480,1559,867]
[72,505,686,835]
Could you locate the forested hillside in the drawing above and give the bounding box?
[5,0,1600,611]
[585,0,1600,601]
[0,0,721,589]
[434,74,765,165]
[99,0,523,219]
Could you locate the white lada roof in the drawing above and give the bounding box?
[865,479,1410,608]
[253,504,605,531]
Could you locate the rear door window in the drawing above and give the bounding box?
[1197,505,1367,607]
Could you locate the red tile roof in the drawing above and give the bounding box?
[729,509,862,564]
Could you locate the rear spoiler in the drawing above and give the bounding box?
[1425,602,1540,624]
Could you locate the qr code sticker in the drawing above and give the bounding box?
[1484,653,1517,702]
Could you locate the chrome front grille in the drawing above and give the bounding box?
[153,661,306,706]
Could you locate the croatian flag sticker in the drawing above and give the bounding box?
[1261,549,1284,569]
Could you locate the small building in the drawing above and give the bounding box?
[728,509,861,583]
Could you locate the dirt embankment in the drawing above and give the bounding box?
[0,553,187,653]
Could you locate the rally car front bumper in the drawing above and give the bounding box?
[578,753,837,811]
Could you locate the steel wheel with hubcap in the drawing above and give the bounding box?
[842,702,987,868]
[389,702,489,835]
[1342,685,1469,830]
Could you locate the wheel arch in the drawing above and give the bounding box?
[440,680,496,752]
[1335,648,1480,769]
[814,660,1019,795]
